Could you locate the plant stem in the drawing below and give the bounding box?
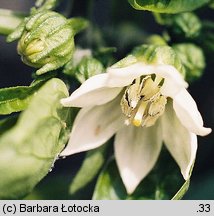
[0,9,24,36]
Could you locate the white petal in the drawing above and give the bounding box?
[114,123,162,194]
[107,63,188,98]
[61,63,187,107]
[61,73,122,107]
[161,102,197,180]
[173,89,212,136]
[60,96,125,156]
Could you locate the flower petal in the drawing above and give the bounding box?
[173,89,212,136]
[114,123,162,194]
[60,96,125,156]
[61,63,187,108]
[162,102,197,179]
[107,63,188,97]
[61,73,122,107]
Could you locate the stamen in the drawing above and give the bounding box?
[140,77,160,100]
[154,75,163,85]
[148,95,167,116]
[120,75,167,128]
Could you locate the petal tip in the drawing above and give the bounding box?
[119,169,141,195]
[198,127,212,136]
[181,163,192,181]
[123,179,138,195]
[59,146,77,156]
[181,170,189,181]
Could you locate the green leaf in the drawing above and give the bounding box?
[0,72,55,115]
[93,148,190,200]
[69,144,109,195]
[93,159,126,200]
[128,0,210,13]
[173,43,205,82]
[0,78,69,199]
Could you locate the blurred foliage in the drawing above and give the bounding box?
[173,43,205,83]
[198,21,214,55]
[25,174,72,200]
[154,12,202,40]
[69,144,109,196]
[185,173,214,199]
[93,148,188,200]
[0,9,24,35]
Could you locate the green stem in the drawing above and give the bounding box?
[0,9,24,35]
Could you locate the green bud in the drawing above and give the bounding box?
[173,43,205,83]
[153,12,202,40]
[170,12,202,40]
[7,11,87,75]
[146,35,167,45]
[114,44,185,77]
[63,49,104,83]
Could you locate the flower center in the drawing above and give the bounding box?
[120,75,167,127]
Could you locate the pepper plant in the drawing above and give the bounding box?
[0,0,213,200]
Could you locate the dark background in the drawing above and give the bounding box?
[0,0,214,199]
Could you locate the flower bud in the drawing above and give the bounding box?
[7,10,87,75]
[173,43,205,83]
[170,12,202,40]
[63,48,104,83]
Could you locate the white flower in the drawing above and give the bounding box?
[60,62,211,194]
